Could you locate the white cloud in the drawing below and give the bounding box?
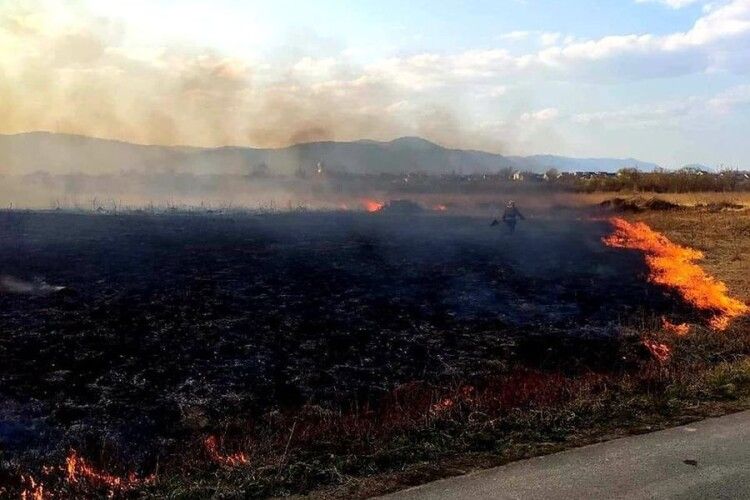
[486,85,508,97]
[573,85,749,128]
[573,101,697,127]
[291,56,342,81]
[497,30,564,47]
[497,30,535,41]
[367,49,520,90]
[635,0,703,9]
[368,0,750,85]
[540,32,562,46]
[521,108,560,122]
[707,83,750,111]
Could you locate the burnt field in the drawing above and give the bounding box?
[0,209,728,496]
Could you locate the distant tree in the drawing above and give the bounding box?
[294,164,307,179]
[498,166,514,180]
[617,167,639,177]
[250,162,269,178]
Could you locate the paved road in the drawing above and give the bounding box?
[384,411,750,499]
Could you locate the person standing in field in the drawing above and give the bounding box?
[491,201,525,234]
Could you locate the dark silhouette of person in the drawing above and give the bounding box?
[491,201,525,234]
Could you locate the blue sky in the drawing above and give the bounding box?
[1,0,749,167]
[92,0,710,60]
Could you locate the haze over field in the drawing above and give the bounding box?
[0,132,661,176]
[1,0,749,169]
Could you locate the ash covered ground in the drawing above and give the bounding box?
[0,210,689,471]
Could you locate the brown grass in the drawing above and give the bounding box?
[633,209,750,302]
[399,191,750,216]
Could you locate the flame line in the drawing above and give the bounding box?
[603,217,748,330]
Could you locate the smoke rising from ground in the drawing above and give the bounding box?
[0,275,64,295]
[0,1,499,156]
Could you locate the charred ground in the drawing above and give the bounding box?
[0,209,741,497]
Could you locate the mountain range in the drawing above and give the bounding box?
[0,132,661,176]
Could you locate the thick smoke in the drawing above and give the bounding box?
[0,1,500,154]
[0,1,517,209]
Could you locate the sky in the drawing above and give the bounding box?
[1,0,749,168]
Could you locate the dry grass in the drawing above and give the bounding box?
[576,192,750,208]
[402,191,750,216]
[632,209,750,302]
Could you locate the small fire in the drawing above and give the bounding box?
[17,451,154,498]
[65,450,155,493]
[662,317,690,336]
[361,198,384,212]
[433,204,447,212]
[604,218,748,330]
[430,385,475,414]
[19,475,46,500]
[642,339,672,362]
[203,436,249,467]
[430,398,455,414]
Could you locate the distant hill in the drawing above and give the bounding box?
[509,154,661,173]
[0,132,661,176]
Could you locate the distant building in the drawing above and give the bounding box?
[677,165,711,176]
[575,171,597,180]
[527,173,546,182]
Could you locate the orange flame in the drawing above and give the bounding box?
[433,204,447,212]
[662,317,690,336]
[642,339,672,362]
[361,199,384,212]
[604,218,748,330]
[65,450,155,493]
[19,475,47,500]
[430,385,475,414]
[203,436,249,467]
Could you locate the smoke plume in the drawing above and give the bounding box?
[0,0,500,155]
